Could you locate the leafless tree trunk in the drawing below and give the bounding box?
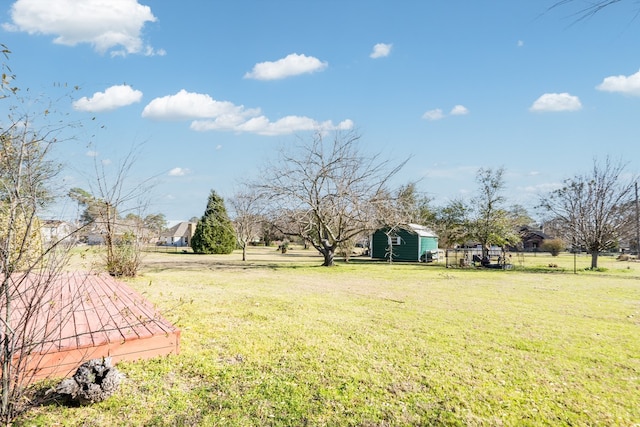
[85,146,157,276]
[229,188,265,261]
[251,130,407,267]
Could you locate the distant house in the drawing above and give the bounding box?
[518,225,552,252]
[40,220,75,245]
[160,221,196,247]
[86,226,107,245]
[86,219,148,246]
[370,224,438,262]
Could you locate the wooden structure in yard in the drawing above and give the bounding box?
[4,271,180,382]
[370,223,439,262]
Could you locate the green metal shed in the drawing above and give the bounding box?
[370,224,438,262]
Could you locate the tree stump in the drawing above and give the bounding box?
[56,357,124,405]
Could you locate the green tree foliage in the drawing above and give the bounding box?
[470,167,521,256]
[432,198,472,248]
[191,190,236,254]
[68,187,101,224]
[144,213,167,236]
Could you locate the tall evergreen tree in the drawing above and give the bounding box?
[191,190,236,254]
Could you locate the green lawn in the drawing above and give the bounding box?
[17,248,640,426]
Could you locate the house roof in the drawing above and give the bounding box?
[519,225,552,240]
[161,221,195,238]
[85,219,142,236]
[41,219,70,227]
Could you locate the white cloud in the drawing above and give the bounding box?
[192,117,354,136]
[3,0,160,56]
[73,84,143,112]
[422,108,444,121]
[596,69,640,96]
[423,105,469,121]
[143,89,353,136]
[519,182,562,194]
[450,105,469,116]
[517,40,524,47]
[244,53,328,80]
[370,43,392,59]
[529,93,582,112]
[168,167,190,176]
[86,150,99,157]
[141,89,255,121]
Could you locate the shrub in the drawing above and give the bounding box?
[106,231,141,277]
[541,238,565,256]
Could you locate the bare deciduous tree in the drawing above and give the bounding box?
[0,47,166,423]
[229,188,265,261]
[539,158,636,269]
[0,49,83,421]
[254,130,407,267]
[83,146,157,276]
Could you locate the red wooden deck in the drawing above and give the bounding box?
[4,271,180,382]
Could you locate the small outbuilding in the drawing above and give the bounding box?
[370,223,438,262]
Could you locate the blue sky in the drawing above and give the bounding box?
[2,0,640,222]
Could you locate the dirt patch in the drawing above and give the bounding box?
[68,245,330,273]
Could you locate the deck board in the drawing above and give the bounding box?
[2,271,180,381]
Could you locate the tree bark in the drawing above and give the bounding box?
[321,240,335,267]
[322,249,335,267]
[591,251,599,269]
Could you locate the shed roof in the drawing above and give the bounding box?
[404,223,438,238]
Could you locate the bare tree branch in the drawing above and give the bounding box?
[546,0,640,25]
[251,130,408,266]
[539,157,636,268]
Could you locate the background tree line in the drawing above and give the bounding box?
[212,132,638,271]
